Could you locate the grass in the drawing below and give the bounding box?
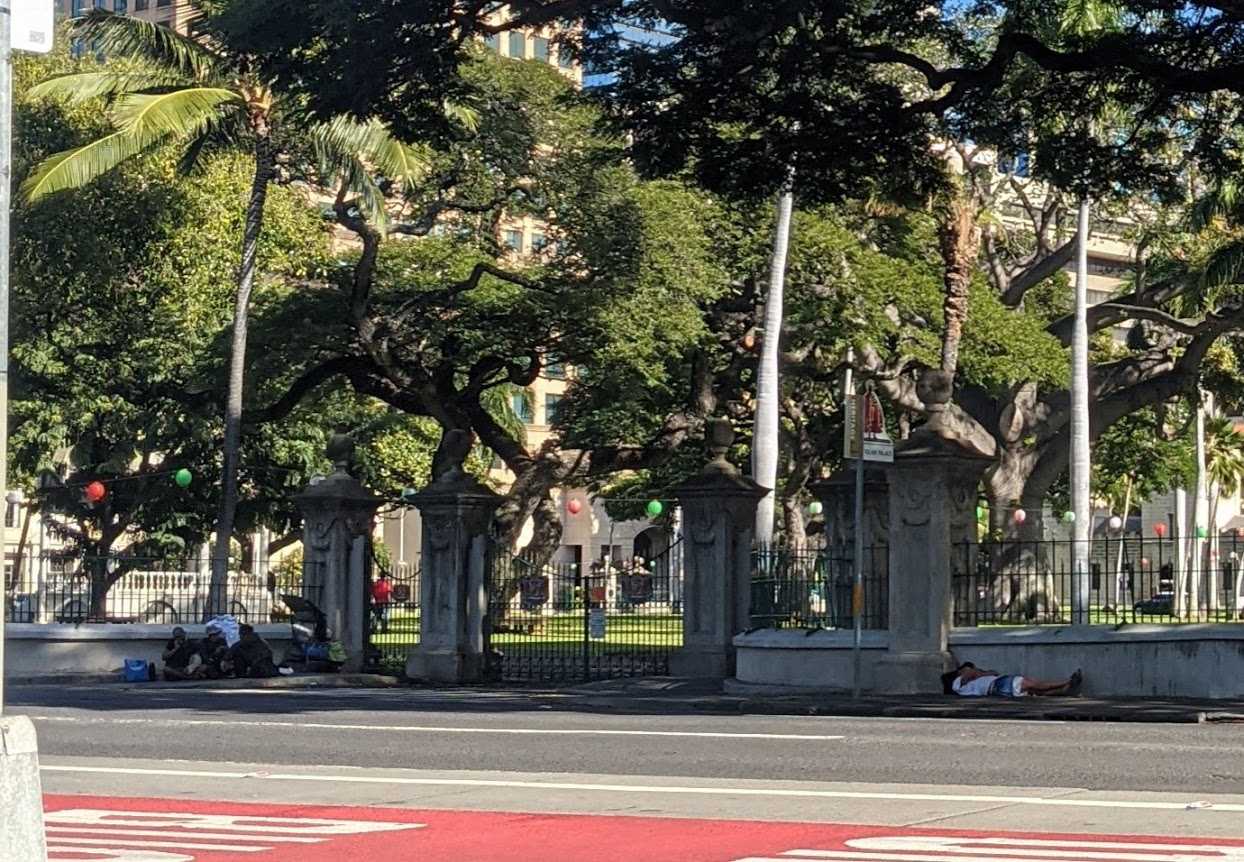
[368,610,683,649]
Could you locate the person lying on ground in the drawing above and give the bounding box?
[941,662,1082,697]
[226,623,279,678]
[161,626,206,681]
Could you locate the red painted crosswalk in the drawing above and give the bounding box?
[43,796,1244,862]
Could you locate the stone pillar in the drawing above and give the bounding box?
[670,418,767,678]
[877,372,991,693]
[407,430,502,683]
[295,428,383,674]
[0,717,47,860]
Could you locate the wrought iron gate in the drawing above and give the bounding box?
[485,539,684,682]
[365,546,421,673]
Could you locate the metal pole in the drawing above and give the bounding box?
[851,384,866,699]
[0,4,13,714]
[1070,198,1091,625]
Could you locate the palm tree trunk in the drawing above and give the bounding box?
[206,135,274,620]
[1187,397,1206,617]
[753,180,794,544]
[936,197,981,377]
[1070,198,1091,624]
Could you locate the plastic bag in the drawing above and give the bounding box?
[206,614,240,647]
[327,642,347,663]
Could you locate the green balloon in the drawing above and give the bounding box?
[808,501,823,516]
[1062,510,1076,524]
[646,500,664,517]
[174,468,192,488]
[1197,526,1208,538]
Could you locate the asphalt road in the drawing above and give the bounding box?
[10,684,1244,794]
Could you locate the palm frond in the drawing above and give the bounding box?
[444,99,481,133]
[1201,239,1244,291]
[22,88,243,201]
[26,70,189,105]
[1190,180,1241,233]
[311,117,430,188]
[1059,0,1122,35]
[110,87,244,140]
[21,127,158,201]
[74,9,226,82]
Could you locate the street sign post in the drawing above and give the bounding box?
[1,0,52,719]
[843,370,893,699]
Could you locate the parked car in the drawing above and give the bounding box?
[1134,591,1175,616]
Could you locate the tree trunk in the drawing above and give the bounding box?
[753,181,794,543]
[937,196,981,378]
[207,135,274,621]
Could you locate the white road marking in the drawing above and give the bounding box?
[44,809,425,862]
[736,836,1244,862]
[27,714,844,741]
[40,764,1244,813]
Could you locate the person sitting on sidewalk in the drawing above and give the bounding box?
[161,627,206,681]
[942,662,1083,697]
[226,624,279,678]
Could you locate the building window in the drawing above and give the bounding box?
[4,502,16,529]
[94,0,107,8]
[135,0,148,8]
[507,32,525,58]
[71,0,88,16]
[544,357,566,380]
[533,36,550,62]
[558,47,574,69]
[544,394,563,425]
[512,391,533,424]
[114,0,127,11]
[157,0,171,6]
[530,231,548,252]
[484,32,500,52]
[502,229,524,253]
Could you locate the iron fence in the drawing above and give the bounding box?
[485,538,685,682]
[953,536,1244,626]
[5,553,321,626]
[749,542,889,630]
[367,553,421,672]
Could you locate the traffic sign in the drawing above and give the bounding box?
[588,607,606,639]
[11,0,53,54]
[844,384,894,463]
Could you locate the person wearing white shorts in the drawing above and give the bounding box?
[944,663,1082,697]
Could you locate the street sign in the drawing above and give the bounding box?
[843,384,894,463]
[11,0,53,54]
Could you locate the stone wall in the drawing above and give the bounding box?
[733,625,1244,698]
[3,623,294,681]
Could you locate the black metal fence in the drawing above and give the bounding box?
[485,538,684,682]
[4,553,321,626]
[749,543,889,630]
[953,537,1244,626]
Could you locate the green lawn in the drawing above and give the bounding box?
[369,610,683,649]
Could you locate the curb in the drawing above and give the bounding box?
[6,672,406,689]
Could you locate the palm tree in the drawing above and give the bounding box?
[1204,414,1244,611]
[23,11,424,617]
[752,181,794,544]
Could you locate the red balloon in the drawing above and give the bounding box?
[84,481,106,503]
[1153,522,1167,538]
[566,499,582,515]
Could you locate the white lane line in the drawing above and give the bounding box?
[47,836,267,852]
[771,852,1230,862]
[40,764,1244,813]
[46,827,318,843]
[27,714,843,741]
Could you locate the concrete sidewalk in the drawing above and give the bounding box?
[12,673,1244,723]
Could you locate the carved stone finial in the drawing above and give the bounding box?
[440,429,473,477]
[704,417,736,474]
[916,369,954,418]
[326,424,356,476]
